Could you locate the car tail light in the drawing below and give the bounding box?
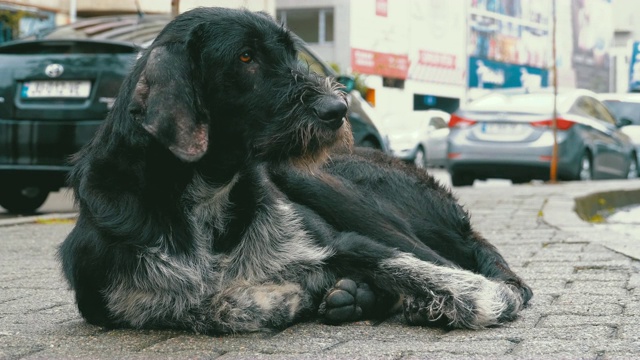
[449,114,477,128]
[530,118,575,130]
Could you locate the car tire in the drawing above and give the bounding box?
[413,147,427,169]
[577,151,593,181]
[628,154,639,179]
[451,172,474,187]
[0,186,50,214]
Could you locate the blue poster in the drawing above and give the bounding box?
[629,41,640,92]
[468,56,548,90]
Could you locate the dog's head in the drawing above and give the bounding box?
[128,7,352,165]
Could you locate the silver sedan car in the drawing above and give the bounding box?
[447,88,638,186]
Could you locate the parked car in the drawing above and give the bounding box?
[597,93,640,171]
[447,88,638,186]
[380,110,450,168]
[0,15,386,214]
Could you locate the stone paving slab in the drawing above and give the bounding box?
[1,179,639,359]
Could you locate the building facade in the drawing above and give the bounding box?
[2,0,624,113]
[277,0,617,118]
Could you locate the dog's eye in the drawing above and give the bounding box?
[239,51,253,63]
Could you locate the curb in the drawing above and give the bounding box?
[574,188,640,222]
[0,212,77,227]
[542,181,640,261]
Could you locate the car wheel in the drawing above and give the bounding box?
[451,172,474,187]
[628,154,639,179]
[577,152,593,181]
[413,147,427,169]
[0,186,50,214]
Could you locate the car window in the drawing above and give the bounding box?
[429,117,447,129]
[297,48,330,76]
[602,100,640,125]
[571,96,599,119]
[591,99,617,125]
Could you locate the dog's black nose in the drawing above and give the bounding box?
[314,97,348,128]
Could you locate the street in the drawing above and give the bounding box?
[2,178,640,359]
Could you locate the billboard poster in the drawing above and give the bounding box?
[468,0,552,69]
[629,41,640,92]
[570,0,612,92]
[468,56,548,89]
[467,0,552,90]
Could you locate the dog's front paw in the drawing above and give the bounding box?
[319,278,375,324]
[403,295,453,328]
[510,281,534,306]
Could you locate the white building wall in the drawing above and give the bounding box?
[276,0,350,72]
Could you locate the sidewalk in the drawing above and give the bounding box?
[1,179,640,359]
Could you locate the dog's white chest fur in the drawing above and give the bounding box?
[185,172,333,282]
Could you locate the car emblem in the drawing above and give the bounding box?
[44,64,64,78]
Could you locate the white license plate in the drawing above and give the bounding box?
[21,81,91,98]
[481,123,526,135]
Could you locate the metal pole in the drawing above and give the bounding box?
[171,0,180,18]
[550,0,559,183]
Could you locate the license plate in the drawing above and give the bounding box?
[481,123,526,135]
[21,81,91,99]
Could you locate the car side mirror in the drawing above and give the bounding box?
[618,117,633,127]
[336,75,355,93]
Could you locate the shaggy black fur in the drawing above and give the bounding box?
[59,7,532,334]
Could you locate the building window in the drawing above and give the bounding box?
[277,8,334,44]
[382,77,404,89]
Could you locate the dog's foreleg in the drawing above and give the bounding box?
[466,231,533,304]
[379,253,524,329]
[205,281,313,333]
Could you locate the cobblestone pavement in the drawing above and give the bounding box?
[1,179,640,360]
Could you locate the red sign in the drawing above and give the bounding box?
[376,0,388,17]
[351,48,409,79]
[418,50,456,69]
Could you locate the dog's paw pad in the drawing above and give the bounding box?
[319,278,375,324]
[355,283,376,313]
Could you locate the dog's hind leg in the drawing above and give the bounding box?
[465,230,533,304]
[204,281,314,334]
[381,253,524,329]
[327,233,525,329]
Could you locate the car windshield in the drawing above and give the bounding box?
[467,92,570,113]
[601,100,640,125]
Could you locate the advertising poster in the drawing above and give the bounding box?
[629,41,640,92]
[468,56,548,89]
[570,0,613,92]
[467,0,552,90]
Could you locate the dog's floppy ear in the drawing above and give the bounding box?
[130,43,208,162]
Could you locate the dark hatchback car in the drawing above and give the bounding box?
[447,88,638,186]
[0,15,386,214]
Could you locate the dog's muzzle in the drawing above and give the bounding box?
[313,97,348,130]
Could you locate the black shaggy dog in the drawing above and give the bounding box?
[59,7,532,334]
